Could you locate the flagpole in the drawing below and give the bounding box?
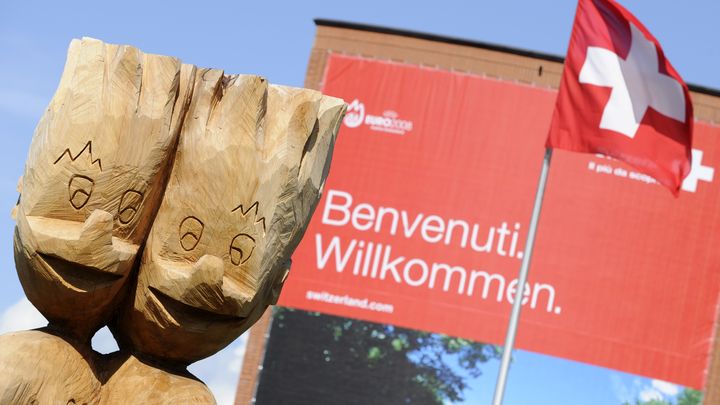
[491,147,553,405]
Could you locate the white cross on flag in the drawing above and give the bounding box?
[547,0,693,195]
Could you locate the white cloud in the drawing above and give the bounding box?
[207,379,238,405]
[610,374,633,403]
[651,379,679,396]
[611,374,683,404]
[639,388,663,402]
[1,298,120,356]
[188,333,249,405]
[0,297,47,334]
[228,342,247,374]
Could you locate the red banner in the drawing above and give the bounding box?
[278,54,720,388]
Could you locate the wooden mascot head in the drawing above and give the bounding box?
[14,38,194,339]
[114,69,346,364]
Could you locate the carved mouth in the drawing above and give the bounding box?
[148,287,246,329]
[37,253,124,292]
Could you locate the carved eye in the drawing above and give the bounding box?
[118,190,144,225]
[179,216,204,251]
[68,174,94,209]
[230,233,255,266]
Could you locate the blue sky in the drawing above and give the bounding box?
[457,349,690,404]
[0,1,717,403]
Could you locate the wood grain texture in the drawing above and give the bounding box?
[0,330,102,404]
[14,37,195,341]
[99,354,214,404]
[3,37,345,403]
[114,69,346,364]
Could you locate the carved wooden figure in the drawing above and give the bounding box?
[1,37,345,404]
[100,353,215,403]
[113,69,346,364]
[14,37,195,341]
[0,330,102,404]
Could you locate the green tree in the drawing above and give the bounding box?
[254,308,500,405]
[677,389,702,405]
[622,388,702,405]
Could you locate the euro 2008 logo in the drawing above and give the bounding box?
[343,99,365,128]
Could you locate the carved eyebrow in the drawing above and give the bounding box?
[231,201,259,215]
[54,141,103,171]
[231,201,266,233]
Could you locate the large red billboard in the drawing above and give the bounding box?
[278,54,720,388]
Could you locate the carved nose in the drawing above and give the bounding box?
[19,208,138,272]
[189,254,253,317]
[154,254,252,317]
[180,254,227,310]
[80,209,114,246]
[191,254,225,289]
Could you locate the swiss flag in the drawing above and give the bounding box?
[547,0,693,195]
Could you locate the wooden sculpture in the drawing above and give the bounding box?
[14,37,194,342]
[0,329,102,404]
[1,38,345,404]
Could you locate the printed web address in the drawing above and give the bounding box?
[305,290,394,314]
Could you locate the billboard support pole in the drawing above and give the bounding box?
[492,147,553,405]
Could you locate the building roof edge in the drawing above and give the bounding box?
[314,18,720,98]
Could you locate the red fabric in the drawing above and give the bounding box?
[279,54,720,388]
[547,0,693,195]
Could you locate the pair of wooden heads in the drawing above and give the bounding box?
[14,37,345,365]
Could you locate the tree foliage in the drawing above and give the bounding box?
[255,309,500,404]
[622,388,702,405]
[677,389,703,405]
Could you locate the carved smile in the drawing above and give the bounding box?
[147,287,246,329]
[37,253,124,292]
